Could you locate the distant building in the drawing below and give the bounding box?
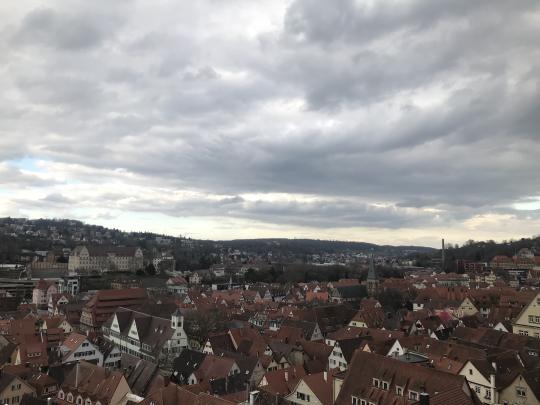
[80,288,149,333]
[366,255,379,297]
[166,277,188,295]
[68,246,144,273]
[32,279,58,309]
[110,279,142,290]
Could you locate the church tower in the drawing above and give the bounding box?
[367,254,379,297]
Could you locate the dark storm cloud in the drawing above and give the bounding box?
[1,0,539,236]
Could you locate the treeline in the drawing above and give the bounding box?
[221,238,435,256]
[243,263,404,284]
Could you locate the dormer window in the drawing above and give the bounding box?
[409,391,418,400]
[396,386,403,396]
[381,381,389,390]
[372,378,380,388]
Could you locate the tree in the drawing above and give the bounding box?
[145,263,156,275]
[377,288,405,312]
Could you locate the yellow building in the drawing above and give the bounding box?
[499,371,540,405]
[513,292,540,338]
[0,374,36,405]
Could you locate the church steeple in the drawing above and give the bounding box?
[367,253,379,297]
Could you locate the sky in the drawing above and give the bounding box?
[0,0,539,247]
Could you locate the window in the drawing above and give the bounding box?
[296,392,310,401]
[516,387,526,397]
[360,400,367,405]
[409,391,418,400]
[381,381,389,390]
[475,386,481,394]
[372,378,380,388]
[485,390,491,400]
[396,387,403,396]
[469,369,473,375]
[67,394,74,403]
[351,397,359,405]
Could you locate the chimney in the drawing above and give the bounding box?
[249,391,259,405]
[419,392,430,405]
[441,239,445,272]
[284,371,288,382]
[492,362,497,372]
[323,371,327,382]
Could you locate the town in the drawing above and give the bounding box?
[1,0,539,404]
[0,218,539,405]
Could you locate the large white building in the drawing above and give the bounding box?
[68,246,144,273]
[102,307,188,366]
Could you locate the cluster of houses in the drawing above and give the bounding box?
[0,251,539,405]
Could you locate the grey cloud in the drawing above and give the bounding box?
[0,0,539,236]
[0,165,55,188]
[13,7,120,50]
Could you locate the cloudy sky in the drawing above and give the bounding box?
[1,0,539,247]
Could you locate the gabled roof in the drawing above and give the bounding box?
[192,355,236,383]
[171,350,206,383]
[289,371,335,405]
[61,361,126,404]
[335,351,473,405]
[259,365,305,396]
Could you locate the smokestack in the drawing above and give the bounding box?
[441,239,446,272]
[419,392,430,405]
